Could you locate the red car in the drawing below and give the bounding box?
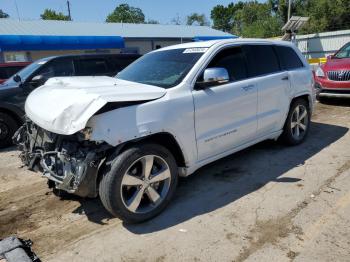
[0,62,31,84]
[314,42,350,100]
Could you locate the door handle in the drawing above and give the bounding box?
[241,84,255,91]
[282,76,289,80]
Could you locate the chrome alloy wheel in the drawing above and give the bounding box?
[120,155,171,213]
[291,104,308,140]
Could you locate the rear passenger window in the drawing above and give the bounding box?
[243,45,280,76]
[79,59,109,75]
[207,47,248,81]
[275,46,304,70]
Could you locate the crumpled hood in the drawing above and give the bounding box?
[25,76,166,135]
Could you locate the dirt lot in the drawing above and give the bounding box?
[1,100,350,262]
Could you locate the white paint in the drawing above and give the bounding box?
[25,39,314,176]
[25,76,166,135]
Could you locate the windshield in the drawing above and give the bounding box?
[4,58,49,84]
[334,43,350,59]
[116,48,206,88]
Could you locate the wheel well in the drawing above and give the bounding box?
[0,108,23,126]
[123,133,187,167]
[291,94,311,111]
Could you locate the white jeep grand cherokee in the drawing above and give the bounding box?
[14,39,314,223]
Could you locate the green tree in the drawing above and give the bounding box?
[146,19,159,24]
[40,9,70,21]
[106,4,145,23]
[211,0,350,37]
[211,1,282,38]
[0,9,9,18]
[186,13,210,26]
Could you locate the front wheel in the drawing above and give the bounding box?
[99,143,178,223]
[281,98,310,145]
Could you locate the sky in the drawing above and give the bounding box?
[1,0,244,24]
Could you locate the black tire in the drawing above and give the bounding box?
[99,143,178,223]
[281,98,310,146]
[0,112,19,148]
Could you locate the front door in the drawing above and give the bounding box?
[192,46,258,161]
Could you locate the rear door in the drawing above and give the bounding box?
[274,45,308,100]
[192,46,258,161]
[243,45,291,136]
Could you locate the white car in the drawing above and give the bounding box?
[15,39,314,223]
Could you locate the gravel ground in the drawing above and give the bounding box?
[1,100,350,262]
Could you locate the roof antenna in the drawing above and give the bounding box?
[14,0,21,20]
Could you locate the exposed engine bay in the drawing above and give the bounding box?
[13,119,111,197]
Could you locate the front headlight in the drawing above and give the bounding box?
[315,67,325,77]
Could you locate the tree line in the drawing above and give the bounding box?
[211,0,350,37]
[1,0,349,37]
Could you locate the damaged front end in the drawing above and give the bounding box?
[13,119,110,198]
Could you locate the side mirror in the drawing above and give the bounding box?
[13,74,22,83]
[30,75,47,87]
[327,54,334,60]
[196,67,229,89]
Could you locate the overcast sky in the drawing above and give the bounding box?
[1,0,259,24]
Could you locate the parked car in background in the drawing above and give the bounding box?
[15,39,314,223]
[0,53,141,147]
[314,42,350,101]
[0,62,31,84]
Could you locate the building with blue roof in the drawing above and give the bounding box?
[0,19,236,62]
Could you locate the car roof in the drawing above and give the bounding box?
[51,53,141,60]
[37,53,141,63]
[159,38,295,51]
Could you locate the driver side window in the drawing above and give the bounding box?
[28,58,74,88]
[207,46,248,82]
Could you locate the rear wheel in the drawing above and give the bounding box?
[281,98,310,145]
[0,112,19,148]
[99,143,178,223]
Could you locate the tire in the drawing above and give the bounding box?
[0,112,19,148]
[99,143,178,223]
[281,98,310,146]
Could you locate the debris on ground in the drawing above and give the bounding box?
[0,236,40,262]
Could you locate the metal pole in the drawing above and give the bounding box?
[14,0,21,20]
[67,0,72,20]
[287,0,292,21]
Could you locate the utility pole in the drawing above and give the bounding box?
[287,0,292,21]
[67,0,72,20]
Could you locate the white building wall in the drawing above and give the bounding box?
[125,39,192,54]
[296,29,350,58]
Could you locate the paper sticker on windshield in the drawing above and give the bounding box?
[183,48,208,54]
